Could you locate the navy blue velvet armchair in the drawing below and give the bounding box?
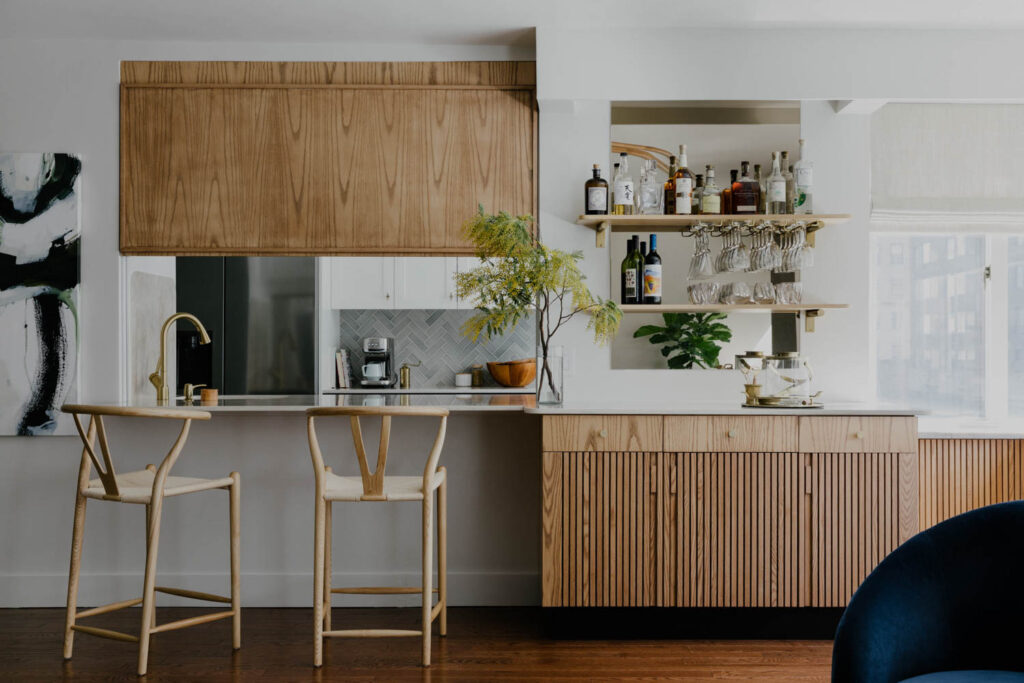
[832,501,1024,682]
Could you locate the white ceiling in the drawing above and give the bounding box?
[5,0,1024,44]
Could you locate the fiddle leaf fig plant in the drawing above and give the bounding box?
[455,207,622,402]
[633,312,732,369]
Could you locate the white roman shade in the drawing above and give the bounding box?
[871,103,1024,225]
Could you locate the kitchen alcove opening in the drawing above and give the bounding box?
[607,100,803,370]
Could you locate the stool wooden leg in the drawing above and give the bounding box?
[229,472,241,650]
[438,470,447,637]
[324,500,332,632]
[62,493,87,659]
[145,465,155,630]
[422,493,434,667]
[138,492,164,676]
[313,494,326,667]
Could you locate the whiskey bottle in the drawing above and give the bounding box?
[674,144,695,215]
[701,166,721,215]
[584,164,609,215]
[793,138,814,214]
[621,236,640,304]
[754,164,767,214]
[781,151,794,214]
[767,152,787,214]
[643,233,662,304]
[732,161,760,215]
[692,174,704,215]
[663,155,677,215]
[612,153,635,215]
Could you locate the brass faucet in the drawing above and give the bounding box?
[150,312,211,405]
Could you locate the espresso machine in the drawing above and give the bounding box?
[360,337,397,388]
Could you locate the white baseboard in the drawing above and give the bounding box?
[0,571,540,608]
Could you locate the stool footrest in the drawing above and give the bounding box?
[430,601,443,621]
[75,597,143,619]
[70,624,139,643]
[150,610,236,634]
[155,586,232,603]
[324,629,422,638]
[332,586,438,595]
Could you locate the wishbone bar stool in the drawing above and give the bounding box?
[306,405,449,667]
[60,404,241,676]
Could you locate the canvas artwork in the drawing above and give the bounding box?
[0,153,81,435]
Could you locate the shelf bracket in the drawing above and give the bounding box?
[805,309,824,333]
[595,221,609,248]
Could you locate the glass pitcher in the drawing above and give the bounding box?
[762,352,814,406]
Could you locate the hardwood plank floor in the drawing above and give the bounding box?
[0,607,833,681]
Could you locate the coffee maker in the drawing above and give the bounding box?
[360,337,397,388]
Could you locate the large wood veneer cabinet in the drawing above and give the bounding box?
[120,61,536,255]
[541,414,918,608]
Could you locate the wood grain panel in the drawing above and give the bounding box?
[663,416,797,453]
[120,63,535,255]
[542,416,663,453]
[541,452,657,607]
[918,439,1024,530]
[807,452,905,607]
[122,61,536,86]
[660,452,804,607]
[798,417,916,454]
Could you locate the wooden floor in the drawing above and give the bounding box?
[0,607,833,681]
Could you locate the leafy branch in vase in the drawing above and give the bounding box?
[455,207,621,402]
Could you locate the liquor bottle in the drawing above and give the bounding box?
[732,161,760,215]
[620,236,640,304]
[781,151,794,214]
[793,138,814,214]
[723,169,738,214]
[638,159,662,214]
[610,162,620,206]
[584,164,609,215]
[663,155,677,215]
[701,166,721,214]
[612,153,635,215]
[692,174,705,215]
[643,233,662,304]
[754,164,766,213]
[767,152,787,214]
[673,144,695,215]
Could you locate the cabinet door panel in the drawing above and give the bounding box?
[664,416,798,453]
[542,452,657,607]
[799,416,917,454]
[660,452,805,607]
[393,257,457,309]
[329,257,394,309]
[543,416,663,452]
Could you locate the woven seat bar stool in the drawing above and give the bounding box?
[60,404,241,676]
[306,405,449,667]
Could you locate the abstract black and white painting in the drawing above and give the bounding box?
[0,153,81,435]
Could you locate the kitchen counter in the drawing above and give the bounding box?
[324,387,533,395]
[524,400,924,416]
[101,393,536,413]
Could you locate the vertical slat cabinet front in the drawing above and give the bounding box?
[808,452,903,607]
[918,439,1024,529]
[659,453,804,607]
[541,451,658,607]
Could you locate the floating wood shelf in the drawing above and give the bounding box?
[619,303,849,333]
[577,214,852,247]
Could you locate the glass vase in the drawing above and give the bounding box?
[536,345,564,405]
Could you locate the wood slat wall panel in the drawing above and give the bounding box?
[122,61,536,86]
[918,439,1024,529]
[808,452,903,607]
[541,452,658,607]
[659,453,802,607]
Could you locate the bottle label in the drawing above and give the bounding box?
[587,187,607,211]
[701,194,721,214]
[625,268,637,296]
[674,178,693,214]
[613,180,634,207]
[796,167,813,188]
[643,264,662,297]
[768,179,786,203]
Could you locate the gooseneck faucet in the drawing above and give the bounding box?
[150,312,211,405]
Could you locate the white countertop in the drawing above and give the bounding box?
[323,387,533,395]
[524,400,923,416]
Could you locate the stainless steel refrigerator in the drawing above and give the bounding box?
[176,257,315,395]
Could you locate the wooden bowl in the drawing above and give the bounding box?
[486,358,537,388]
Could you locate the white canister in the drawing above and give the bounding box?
[455,373,473,387]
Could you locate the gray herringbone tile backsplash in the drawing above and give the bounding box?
[336,310,536,387]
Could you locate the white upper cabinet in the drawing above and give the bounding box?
[329,257,395,309]
[394,257,459,310]
[456,257,486,310]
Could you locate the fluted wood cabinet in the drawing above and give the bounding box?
[541,414,919,608]
[120,61,536,256]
